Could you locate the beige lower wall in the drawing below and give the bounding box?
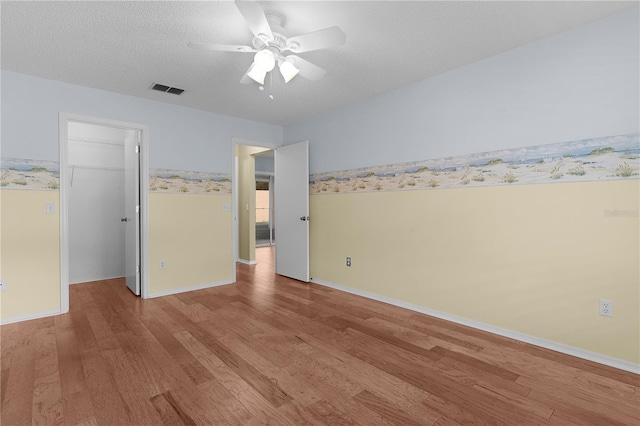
[0,190,233,320]
[310,180,640,363]
[1,190,61,320]
[149,193,233,294]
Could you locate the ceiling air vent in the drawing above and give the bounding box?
[151,83,185,95]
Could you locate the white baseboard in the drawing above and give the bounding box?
[146,279,233,299]
[0,309,62,325]
[236,259,257,265]
[310,278,640,375]
[70,275,125,285]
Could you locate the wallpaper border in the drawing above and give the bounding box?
[0,158,60,190]
[309,133,639,195]
[0,159,231,194]
[149,168,231,194]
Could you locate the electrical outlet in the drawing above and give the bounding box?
[0,279,5,291]
[160,260,166,269]
[346,257,351,267]
[599,299,613,317]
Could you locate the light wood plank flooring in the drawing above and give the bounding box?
[2,247,639,425]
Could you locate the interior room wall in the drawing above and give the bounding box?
[0,190,60,320]
[0,70,282,321]
[67,122,131,284]
[284,9,640,367]
[1,71,282,173]
[285,9,638,175]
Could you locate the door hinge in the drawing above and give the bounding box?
[136,265,140,273]
[136,205,140,213]
[135,145,140,154]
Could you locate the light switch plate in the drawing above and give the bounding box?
[46,202,55,214]
[222,203,230,212]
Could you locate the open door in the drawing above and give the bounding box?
[275,141,309,282]
[124,131,141,295]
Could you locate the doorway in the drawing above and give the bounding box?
[232,140,310,283]
[255,150,275,247]
[59,113,149,312]
[67,122,130,284]
[233,143,272,267]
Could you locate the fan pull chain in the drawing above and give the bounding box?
[268,71,274,100]
[257,71,274,99]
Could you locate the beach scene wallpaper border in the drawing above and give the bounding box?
[2,133,638,193]
[0,159,231,194]
[0,158,60,190]
[309,133,639,195]
[149,169,231,194]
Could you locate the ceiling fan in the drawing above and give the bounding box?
[189,0,346,85]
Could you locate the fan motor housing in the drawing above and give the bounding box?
[253,32,288,52]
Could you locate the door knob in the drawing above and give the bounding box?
[121,217,128,222]
[300,216,310,221]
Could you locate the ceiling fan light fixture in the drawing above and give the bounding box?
[190,0,342,86]
[246,62,267,85]
[253,49,276,72]
[279,59,299,83]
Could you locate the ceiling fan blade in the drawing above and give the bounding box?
[285,26,346,53]
[188,42,256,53]
[234,0,273,41]
[286,55,326,81]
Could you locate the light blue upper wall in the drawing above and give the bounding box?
[284,8,640,175]
[3,8,638,176]
[1,71,283,173]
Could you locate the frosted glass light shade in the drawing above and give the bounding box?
[253,49,276,72]
[279,60,300,83]
[246,62,267,85]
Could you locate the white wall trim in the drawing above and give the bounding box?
[146,279,233,299]
[236,259,257,265]
[0,309,62,326]
[70,275,126,285]
[59,115,70,313]
[310,278,640,375]
[60,113,150,308]
[139,128,150,300]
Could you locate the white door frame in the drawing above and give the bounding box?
[59,112,150,312]
[231,138,276,283]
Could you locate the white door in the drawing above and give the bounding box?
[124,131,141,295]
[275,141,309,282]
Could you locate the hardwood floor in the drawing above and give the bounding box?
[2,246,639,425]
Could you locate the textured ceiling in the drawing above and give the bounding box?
[1,1,636,125]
